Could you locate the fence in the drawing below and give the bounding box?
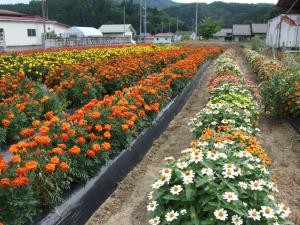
[45,36,132,48]
[0,29,6,52]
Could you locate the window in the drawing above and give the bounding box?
[165,38,167,41]
[27,29,36,37]
[156,38,159,41]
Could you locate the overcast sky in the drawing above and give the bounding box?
[0,0,278,4]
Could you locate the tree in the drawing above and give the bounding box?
[198,17,221,39]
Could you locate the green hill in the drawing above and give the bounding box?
[113,0,178,9]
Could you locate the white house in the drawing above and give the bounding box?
[99,24,136,41]
[63,27,103,38]
[0,9,69,49]
[174,31,196,42]
[154,33,174,44]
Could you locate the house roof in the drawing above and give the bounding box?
[233,24,251,36]
[99,24,136,34]
[214,28,232,37]
[64,27,102,37]
[277,0,300,11]
[251,23,267,34]
[154,32,174,37]
[139,32,152,37]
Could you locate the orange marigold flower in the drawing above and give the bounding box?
[50,156,60,165]
[104,131,111,139]
[34,135,51,145]
[86,150,96,158]
[68,145,81,155]
[138,110,145,118]
[8,113,15,119]
[121,124,129,131]
[77,136,86,144]
[144,105,151,111]
[68,129,76,135]
[52,147,63,155]
[11,155,21,163]
[0,178,10,187]
[11,176,29,187]
[102,142,111,151]
[20,128,35,138]
[60,133,69,142]
[92,143,101,152]
[25,160,38,171]
[127,120,134,126]
[91,111,101,119]
[95,124,103,132]
[39,126,50,134]
[32,120,41,127]
[117,98,128,105]
[45,111,54,118]
[104,124,111,131]
[2,119,10,127]
[59,162,69,172]
[61,122,71,131]
[57,143,67,149]
[45,163,56,173]
[16,167,28,176]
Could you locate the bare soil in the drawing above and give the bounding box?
[86,51,217,225]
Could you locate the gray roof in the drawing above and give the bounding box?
[175,31,195,36]
[233,24,251,36]
[214,28,232,37]
[251,23,267,34]
[99,24,136,34]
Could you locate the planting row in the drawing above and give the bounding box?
[146,50,291,225]
[0,46,192,145]
[0,47,221,225]
[244,49,300,117]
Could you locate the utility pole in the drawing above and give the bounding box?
[168,21,170,32]
[42,0,46,49]
[161,21,164,32]
[123,1,126,36]
[195,2,198,40]
[144,0,147,42]
[139,0,142,41]
[176,17,179,33]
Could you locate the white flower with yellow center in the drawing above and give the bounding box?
[223,163,236,171]
[278,203,291,218]
[190,150,203,163]
[214,208,228,221]
[219,153,228,159]
[222,169,237,179]
[170,185,183,195]
[248,209,261,221]
[222,192,238,202]
[207,150,219,161]
[182,170,195,184]
[250,180,263,191]
[213,142,225,149]
[268,182,279,193]
[148,191,154,200]
[149,216,160,225]
[165,210,179,222]
[147,201,158,212]
[201,168,214,176]
[197,141,208,147]
[261,206,275,219]
[238,182,248,190]
[232,215,243,225]
[176,161,188,169]
[164,156,174,162]
[161,168,172,178]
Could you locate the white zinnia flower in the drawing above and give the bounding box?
[182,170,195,185]
[261,206,275,219]
[148,191,154,200]
[278,203,291,218]
[214,208,228,221]
[170,185,183,195]
[232,215,243,225]
[180,209,187,215]
[207,150,219,161]
[165,210,179,222]
[147,201,158,212]
[149,216,160,225]
[161,168,172,177]
[176,161,188,169]
[238,182,248,190]
[222,192,238,202]
[222,169,237,179]
[248,209,261,221]
[201,168,214,176]
[250,180,263,191]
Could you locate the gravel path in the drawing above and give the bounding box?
[86,57,217,225]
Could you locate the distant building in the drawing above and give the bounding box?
[138,33,154,43]
[99,24,136,41]
[213,28,232,41]
[174,31,196,42]
[0,9,69,50]
[232,24,252,42]
[154,33,174,44]
[251,23,267,39]
[63,27,103,38]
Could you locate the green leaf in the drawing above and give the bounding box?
[190,206,200,225]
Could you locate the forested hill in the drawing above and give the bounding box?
[0,0,281,33]
[113,0,178,9]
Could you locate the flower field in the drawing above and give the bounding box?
[0,45,221,225]
[244,49,300,117]
[147,50,292,225]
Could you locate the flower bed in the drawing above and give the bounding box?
[0,47,221,225]
[146,50,292,225]
[0,46,194,145]
[244,49,300,117]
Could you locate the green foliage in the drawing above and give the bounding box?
[198,17,221,39]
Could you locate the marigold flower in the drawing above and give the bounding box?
[50,156,60,165]
[92,143,101,152]
[34,135,51,145]
[59,162,69,172]
[104,124,111,131]
[8,113,15,119]
[45,163,56,173]
[121,124,129,130]
[52,147,63,155]
[104,131,111,139]
[86,150,96,158]
[102,142,111,151]
[11,155,21,163]
[11,176,29,187]
[32,120,41,127]
[77,136,86,144]
[95,124,103,132]
[25,160,38,171]
[61,122,71,131]
[17,167,28,176]
[20,128,35,138]
[60,133,69,142]
[2,119,10,127]
[68,145,81,155]
[39,126,50,134]
[0,178,10,187]
[91,111,101,119]
[45,111,54,118]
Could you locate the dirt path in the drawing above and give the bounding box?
[236,51,300,224]
[86,59,216,225]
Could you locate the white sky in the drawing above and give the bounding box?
[0,0,278,4]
